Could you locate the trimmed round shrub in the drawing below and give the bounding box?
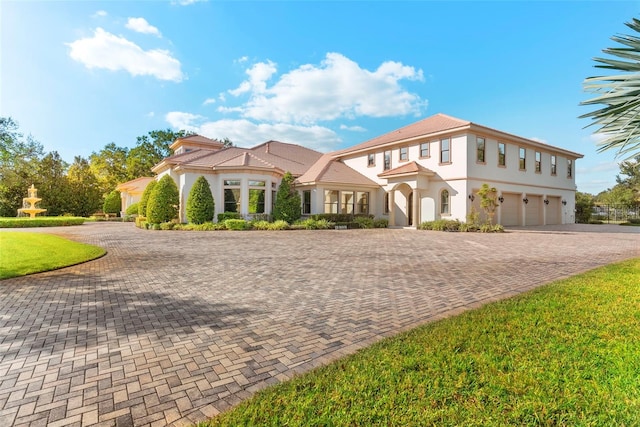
[146,175,179,224]
[273,172,301,223]
[186,176,215,224]
[125,202,139,216]
[103,190,121,216]
[139,180,157,217]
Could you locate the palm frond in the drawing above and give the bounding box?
[580,18,640,159]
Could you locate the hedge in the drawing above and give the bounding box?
[0,217,85,228]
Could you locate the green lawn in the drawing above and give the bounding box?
[0,232,105,279]
[203,258,640,426]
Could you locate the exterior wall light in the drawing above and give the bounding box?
[498,196,504,203]
[468,194,475,201]
[544,199,549,205]
[562,199,567,205]
[523,197,529,204]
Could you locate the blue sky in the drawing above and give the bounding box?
[2,1,639,194]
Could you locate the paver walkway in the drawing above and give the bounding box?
[0,223,638,426]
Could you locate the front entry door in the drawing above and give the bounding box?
[408,192,413,226]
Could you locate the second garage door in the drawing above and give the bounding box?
[525,195,542,226]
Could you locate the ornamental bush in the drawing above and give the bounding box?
[225,219,249,230]
[103,190,121,216]
[139,180,157,216]
[125,202,139,216]
[218,212,242,222]
[272,172,301,223]
[146,175,179,224]
[186,176,215,224]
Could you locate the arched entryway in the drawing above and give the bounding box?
[389,183,413,227]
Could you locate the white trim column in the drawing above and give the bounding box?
[389,190,395,227]
[412,188,419,227]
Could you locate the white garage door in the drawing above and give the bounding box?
[500,193,520,226]
[546,196,561,225]
[525,195,542,226]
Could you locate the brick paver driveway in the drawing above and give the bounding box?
[1,223,638,426]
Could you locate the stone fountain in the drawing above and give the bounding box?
[17,184,47,218]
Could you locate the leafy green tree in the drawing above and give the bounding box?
[575,191,595,223]
[477,183,498,225]
[597,185,636,205]
[126,129,193,178]
[186,176,215,224]
[581,18,640,158]
[138,180,157,217]
[89,143,129,196]
[615,155,640,200]
[0,117,44,216]
[221,137,234,148]
[146,175,179,224]
[34,151,71,216]
[103,190,121,216]
[272,172,301,223]
[67,156,103,217]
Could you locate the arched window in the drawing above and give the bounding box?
[440,189,450,215]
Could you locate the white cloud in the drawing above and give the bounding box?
[171,0,207,5]
[203,98,216,106]
[230,53,426,124]
[576,161,620,174]
[165,111,204,131]
[218,93,226,102]
[126,17,162,37]
[146,111,155,118]
[165,113,340,152]
[235,56,249,63]
[229,60,277,96]
[92,10,107,18]
[67,28,184,82]
[340,124,367,132]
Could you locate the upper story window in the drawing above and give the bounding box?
[367,153,375,167]
[498,142,506,166]
[519,147,526,170]
[420,142,430,158]
[535,151,541,173]
[551,155,557,175]
[440,138,450,164]
[476,137,485,163]
[567,159,573,178]
[399,147,408,161]
[384,150,391,171]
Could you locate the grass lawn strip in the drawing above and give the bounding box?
[0,232,105,279]
[203,258,640,426]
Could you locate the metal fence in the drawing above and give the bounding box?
[587,203,640,223]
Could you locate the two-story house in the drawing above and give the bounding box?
[148,113,583,226]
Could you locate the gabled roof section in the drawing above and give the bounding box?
[169,134,224,152]
[153,140,324,176]
[297,154,379,187]
[116,177,154,193]
[215,152,280,171]
[378,161,435,178]
[336,113,470,156]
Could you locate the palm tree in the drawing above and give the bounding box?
[581,18,640,159]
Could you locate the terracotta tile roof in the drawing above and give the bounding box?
[116,177,154,192]
[297,154,379,186]
[154,141,323,176]
[169,134,223,151]
[335,113,470,156]
[378,161,435,178]
[215,152,279,170]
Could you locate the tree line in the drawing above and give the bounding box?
[0,116,195,217]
